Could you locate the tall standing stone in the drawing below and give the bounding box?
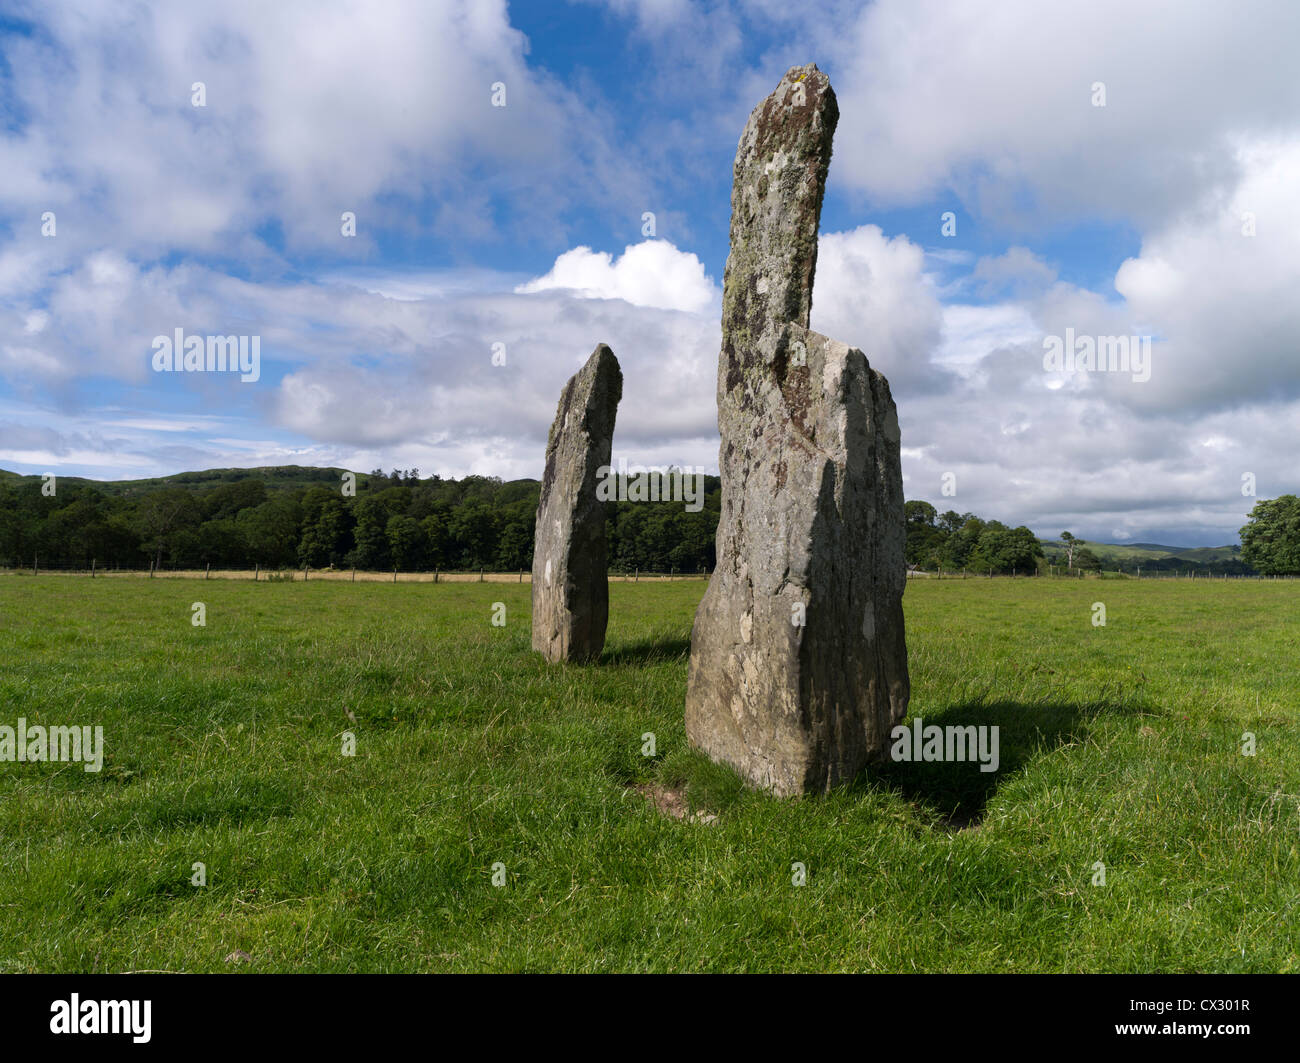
[532,344,622,663]
[685,64,910,797]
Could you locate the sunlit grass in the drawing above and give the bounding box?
[0,575,1296,971]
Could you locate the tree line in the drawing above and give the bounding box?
[905,503,1261,576]
[904,501,1044,574]
[0,468,721,574]
[3,465,1289,575]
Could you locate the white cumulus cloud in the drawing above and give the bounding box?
[516,240,719,314]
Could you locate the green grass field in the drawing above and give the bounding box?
[1,575,1297,972]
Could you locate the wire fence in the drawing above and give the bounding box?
[5,561,1295,582]
[908,568,1291,580]
[8,557,1267,582]
[1,559,710,583]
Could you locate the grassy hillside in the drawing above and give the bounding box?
[0,465,367,497]
[1038,539,1242,564]
[2,576,1296,972]
[1168,545,1244,563]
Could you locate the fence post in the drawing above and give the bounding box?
[304,565,309,582]
[434,569,439,584]
[205,563,210,580]
[635,569,639,582]
[33,554,38,576]
[254,563,259,581]
[479,569,484,583]
[519,570,523,583]
[393,567,397,583]
[352,567,356,582]
[149,559,154,579]
[91,558,96,579]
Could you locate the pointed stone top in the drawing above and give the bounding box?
[584,342,619,376]
[722,63,838,378]
[563,341,621,417]
[572,343,622,424]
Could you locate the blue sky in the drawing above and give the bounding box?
[2,0,1299,545]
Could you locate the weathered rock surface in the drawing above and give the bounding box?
[532,344,622,663]
[685,64,910,796]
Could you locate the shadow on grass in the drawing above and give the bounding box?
[602,635,692,666]
[863,699,1144,830]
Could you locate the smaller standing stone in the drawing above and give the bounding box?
[532,344,623,663]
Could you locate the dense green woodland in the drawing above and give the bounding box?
[0,466,719,574]
[904,500,1044,574]
[0,466,1290,575]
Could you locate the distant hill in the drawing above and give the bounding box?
[1039,539,1242,564]
[0,465,359,497]
[1166,545,1243,562]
